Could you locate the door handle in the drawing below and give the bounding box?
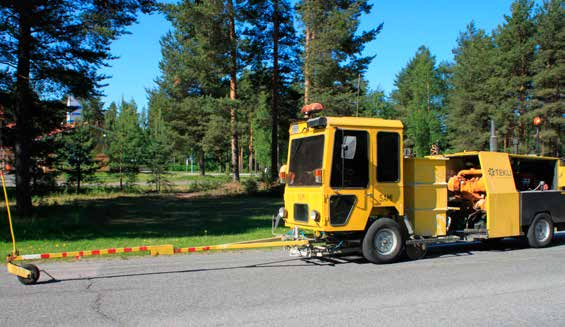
[366,193,373,197]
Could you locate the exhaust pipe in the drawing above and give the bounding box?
[490,120,497,152]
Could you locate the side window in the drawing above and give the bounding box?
[331,130,369,188]
[377,132,400,182]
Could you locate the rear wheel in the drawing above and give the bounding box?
[527,213,554,248]
[17,264,40,285]
[362,218,403,264]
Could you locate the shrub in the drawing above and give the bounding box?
[242,178,258,194]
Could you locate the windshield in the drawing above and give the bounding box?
[288,135,325,186]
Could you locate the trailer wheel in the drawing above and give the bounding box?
[527,213,554,248]
[362,218,403,264]
[17,264,40,285]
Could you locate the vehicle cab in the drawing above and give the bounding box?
[278,109,404,238]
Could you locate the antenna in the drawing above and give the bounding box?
[356,74,361,117]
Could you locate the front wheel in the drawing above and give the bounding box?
[362,218,403,264]
[527,213,554,248]
[17,264,40,285]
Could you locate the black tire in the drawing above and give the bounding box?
[362,218,404,264]
[527,213,554,248]
[17,264,40,285]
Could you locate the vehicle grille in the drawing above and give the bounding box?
[294,204,309,222]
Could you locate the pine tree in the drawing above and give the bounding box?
[492,0,537,152]
[447,22,497,152]
[532,0,564,156]
[391,46,447,157]
[0,0,155,215]
[297,0,382,115]
[145,102,173,193]
[251,91,272,169]
[105,99,144,190]
[159,0,233,176]
[360,88,397,120]
[56,99,101,193]
[241,0,300,178]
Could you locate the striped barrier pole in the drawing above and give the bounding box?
[8,238,311,262]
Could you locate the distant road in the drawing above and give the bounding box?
[1,235,564,326]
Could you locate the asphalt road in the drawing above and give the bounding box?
[1,234,565,327]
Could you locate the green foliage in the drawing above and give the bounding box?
[297,0,381,114]
[0,0,155,214]
[145,99,174,193]
[55,99,101,193]
[531,0,564,156]
[251,92,272,168]
[491,0,537,153]
[157,1,236,175]
[392,46,447,156]
[447,22,497,152]
[359,88,398,119]
[104,99,144,189]
[202,98,232,166]
[242,178,258,194]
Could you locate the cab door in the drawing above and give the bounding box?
[373,131,403,216]
[327,128,372,230]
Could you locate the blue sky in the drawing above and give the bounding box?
[100,0,525,110]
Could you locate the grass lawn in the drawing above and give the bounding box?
[0,192,284,259]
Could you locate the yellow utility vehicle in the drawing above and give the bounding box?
[276,106,565,263]
[4,105,564,285]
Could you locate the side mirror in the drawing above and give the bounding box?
[279,164,288,184]
[341,136,357,159]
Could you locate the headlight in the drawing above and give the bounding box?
[309,210,320,222]
[278,207,287,218]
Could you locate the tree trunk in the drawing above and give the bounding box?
[76,167,81,194]
[271,0,281,180]
[239,146,243,173]
[157,173,161,193]
[199,149,205,176]
[304,25,311,105]
[248,125,253,174]
[228,0,240,182]
[14,10,33,216]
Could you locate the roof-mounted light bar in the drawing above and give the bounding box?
[301,103,324,118]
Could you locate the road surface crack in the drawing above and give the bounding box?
[85,278,119,325]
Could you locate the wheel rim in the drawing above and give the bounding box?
[373,228,397,255]
[534,219,551,242]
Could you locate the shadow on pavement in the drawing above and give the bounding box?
[35,257,353,285]
[33,233,565,285]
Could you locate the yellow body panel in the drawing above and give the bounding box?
[6,262,31,278]
[478,152,520,238]
[559,161,565,190]
[404,158,448,236]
